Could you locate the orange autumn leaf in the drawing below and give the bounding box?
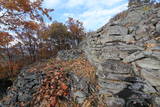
[60,82,68,90]
[23,21,39,30]
[50,97,57,107]
[0,32,13,46]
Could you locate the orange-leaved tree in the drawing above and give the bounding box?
[0,0,53,33]
[38,22,70,52]
[47,22,69,49]
[0,0,53,77]
[66,17,85,46]
[0,32,14,77]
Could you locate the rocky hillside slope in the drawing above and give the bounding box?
[0,50,97,107]
[0,3,160,107]
[84,4,160,107]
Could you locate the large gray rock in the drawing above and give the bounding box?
[136,25,148,35]
[136,58,160,70]
[99,73,131,81]
[100,50,123,61]
[141,69,160,87]
[73,91,86,104]
[68,73,93,104]
[120,10,143,25]
[104,97,125,107]
[96,60,156,105]
[157,10,160,18]
[101,35,135,43]
[153,97,160,107]
[97,60,133,74]
[123,51,145,63]
[156,22,160,33]
[107,26,128,36]
[148,51,160,60]
[98,80,127,95]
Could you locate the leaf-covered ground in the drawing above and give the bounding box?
[20,55,96,107]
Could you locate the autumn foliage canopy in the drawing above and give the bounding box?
[0,0,85,78]
[0,0,53,48]
[0,0,53,78]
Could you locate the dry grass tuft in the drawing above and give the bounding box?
[46,55,96,82]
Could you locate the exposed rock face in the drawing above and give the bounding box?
[68,72,92,104]
[0,68,45,107]
[57,50,96,104]
[85,4,160,107]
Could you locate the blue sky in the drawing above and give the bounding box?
[42,0,128,31]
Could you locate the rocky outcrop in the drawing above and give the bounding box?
[57,50,96,104]
[85,4,160,107]
[0,68,45,107]
[0,50,94,107]
[68,72,94,104]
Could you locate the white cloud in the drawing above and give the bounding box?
[66,0,84,7]
[63,13,75,18]
[63,3,127,30]
[66,0,125,8]
[43,0,61,8]
[42,0,128,30]
[42,0,126,8]
[81,3,127,18]
[82,4,128,30]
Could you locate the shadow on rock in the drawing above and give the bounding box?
[0,79,13,99]
[116,77,152,107]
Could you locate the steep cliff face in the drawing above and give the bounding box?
[85,4,160,107]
